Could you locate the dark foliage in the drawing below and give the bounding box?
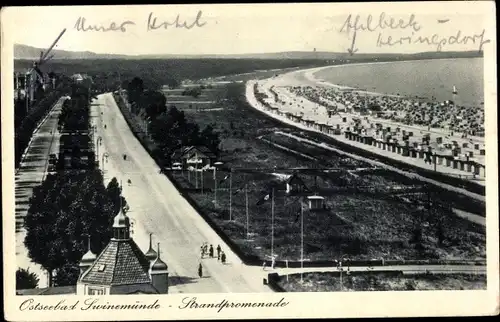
[23,171,125,286]
[16,268,39,289]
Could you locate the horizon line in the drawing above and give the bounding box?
[13,43,484,58]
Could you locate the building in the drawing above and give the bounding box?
[307,195,325,210]
[171,145,216,169]
[76,208,169,295]
[285,173,309,195]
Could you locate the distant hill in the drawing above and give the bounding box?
[14,44,128,60]
[14,43,483,60]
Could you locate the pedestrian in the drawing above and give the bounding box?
[221,252,226,264]
[271,256,276,270]
[200,246,204,259]
[216,245,221,260]
[198,263,203,278]
[209,244,214,258]
[262,261,266,271]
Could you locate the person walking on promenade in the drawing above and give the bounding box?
[221,252,226,264]
[209,244,214,258]
[262,261,267,271]
[200,245,204,259]
[216,245,221,260]
[198,263,203,278]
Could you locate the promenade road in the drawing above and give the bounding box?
[92,93,273,293]
[15,97,65,288]
[272,264,486,276]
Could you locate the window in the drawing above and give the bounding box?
[88,287,105,295]
[97,264,106,272]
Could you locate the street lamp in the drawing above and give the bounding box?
[96,136,102,162]
[102,152,109,172]
[335,255,350,291]
[213,161,223,208]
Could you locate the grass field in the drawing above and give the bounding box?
[279,272,487,292]
[163,81,486,263]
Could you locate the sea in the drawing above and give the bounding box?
[313,58,484,107]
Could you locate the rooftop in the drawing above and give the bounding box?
[80,239,152,286]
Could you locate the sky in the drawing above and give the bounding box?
[2,3,495,56]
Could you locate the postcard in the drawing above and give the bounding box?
[1,2,498,321]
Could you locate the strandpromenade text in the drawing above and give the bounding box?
[19,297,289,313]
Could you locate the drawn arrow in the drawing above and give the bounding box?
[347,30,358,55]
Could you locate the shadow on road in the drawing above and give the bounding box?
[169,275,199,287]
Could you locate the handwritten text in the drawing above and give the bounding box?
[147,11,207,31]
[74,17,135,32]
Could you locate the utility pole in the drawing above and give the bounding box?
[300,200,304,283]
[245,182,249,239]
[271,187,275,258]
[214,167,217,207]
[201,168,204,195]
[195,161,198,189]
[229,169,233,221]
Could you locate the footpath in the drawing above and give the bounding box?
[15,97,65,289]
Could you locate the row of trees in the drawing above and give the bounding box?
[57,82,96,170]
[15,75,72,168]
[23,172,127,287]
[126,77,221,164]
[20,77,128,289]
[58,84,91,133]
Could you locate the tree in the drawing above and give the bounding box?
[199,125,220,154]
[54,263,80,287]
[165,77,180,89]
[127,77,144,105]
[405,280,416,290]
[107,177,127,215]
[24,171,126,286]
[16,268,39,289]
[140,90,167,119]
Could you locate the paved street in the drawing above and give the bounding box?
[15,98,65,288]
[92,93,273,293]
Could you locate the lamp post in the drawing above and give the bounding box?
[229,169,233,221]
[201,167,204,195]
[102,152,109,172]
[300,200,304,283]
[335,255,349,291]
[213,162,223,208]
[96,136,102,162]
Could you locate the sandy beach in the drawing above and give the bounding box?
[245,62,486,185]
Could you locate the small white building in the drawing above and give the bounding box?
[307,195,325,211]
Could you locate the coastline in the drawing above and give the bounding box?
[244,66,486,197]
[296,57,484,100]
